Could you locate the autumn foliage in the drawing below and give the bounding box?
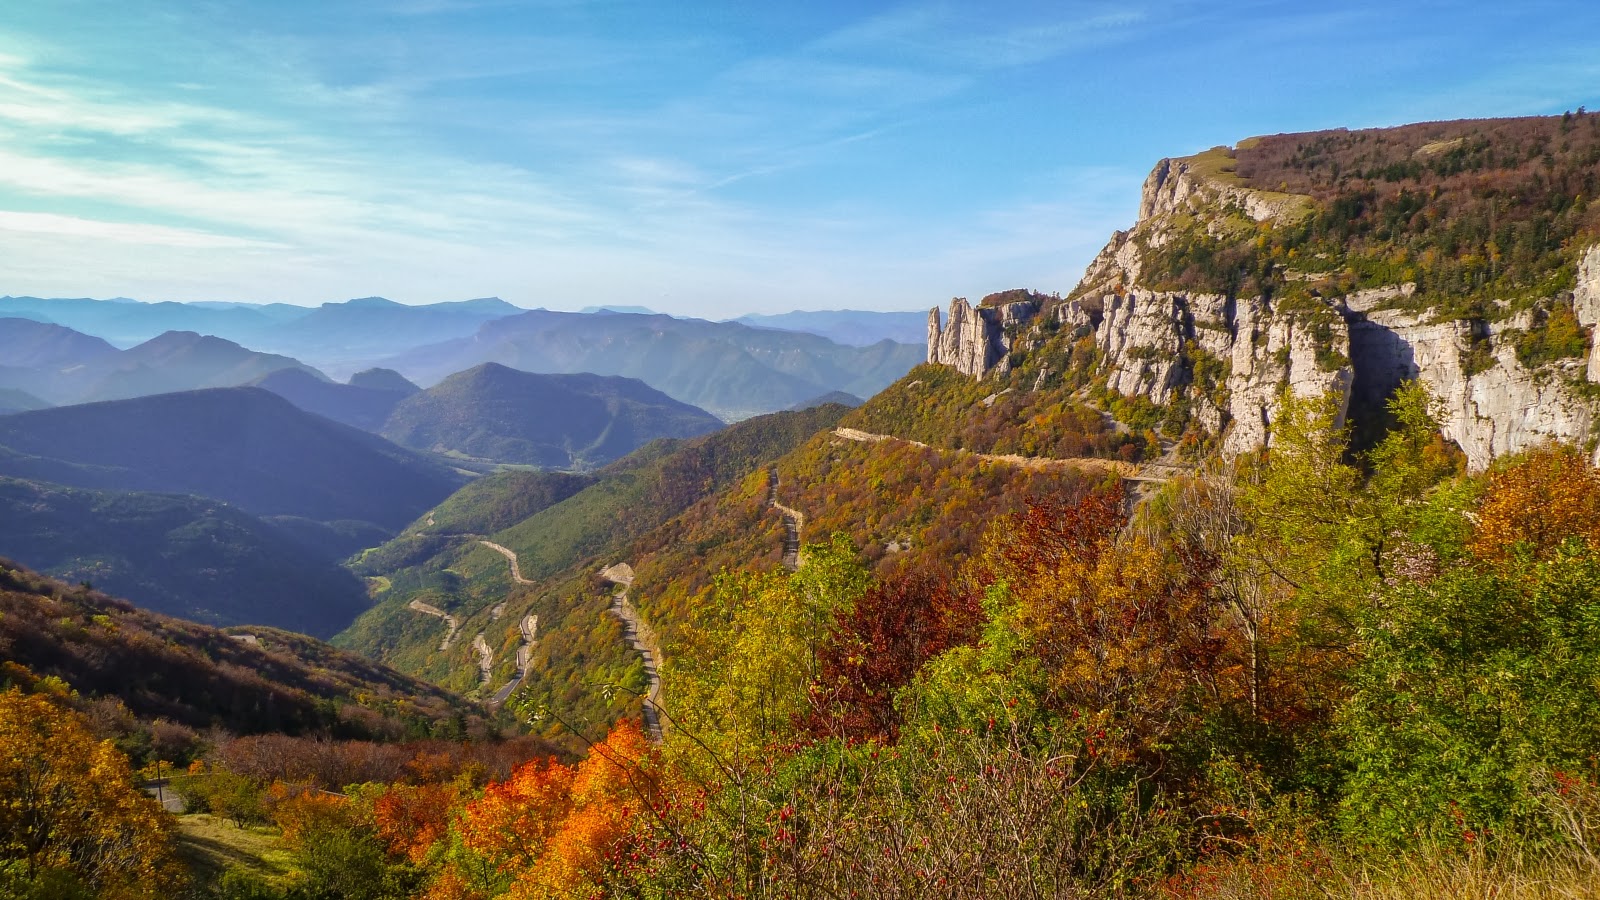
[989,489,1231,761]
[439,720,654,899]
[1471,444,1600,561]
[0,686,183,899]
[808,569,982,739]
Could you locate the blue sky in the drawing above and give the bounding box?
[1,1,1598,317]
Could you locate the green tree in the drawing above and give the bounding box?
[1340,545,1600,847]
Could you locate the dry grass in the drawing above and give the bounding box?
[1176,848,1600,900]
[174,813,295,888]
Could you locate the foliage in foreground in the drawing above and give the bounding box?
[77,381,1600,898]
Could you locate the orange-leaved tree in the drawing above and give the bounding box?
[986,488,1233,763]
[0,686,183,899]
[445,719,656,899]
[1472,443,1600,562]
[375,779,471,865]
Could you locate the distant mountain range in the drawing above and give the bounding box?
[382,309,924,420]
[0,387,463,530]
[0,476,370,637]
[381,363,724,468]
[0,319,325,405]
[733,309,930,346]
[253,366,420,432]
[0,294,525,370]
[0,300,928,420]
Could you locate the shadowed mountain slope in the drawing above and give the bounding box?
[0,389,48,415]
[0,316,120,367]
[0,559,478,740]
[381,363,724,468]
[254,366,416,431]
[0,387,463,529]
[0,477,370,637]
[0,324,329,405]
[83,330,324,402]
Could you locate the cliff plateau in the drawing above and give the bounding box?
[925,118,1600,470]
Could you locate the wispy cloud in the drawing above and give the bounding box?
[2,1,1593,315]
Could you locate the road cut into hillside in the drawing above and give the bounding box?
[407,598,461,651]
[601,563,664,742]
[766,467,805,570]
[831,427,1173,483]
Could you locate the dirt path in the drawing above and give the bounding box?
[767,467,804,571]
[479,540,532,584]
[407,598,461,651]
[601,563,664,742]
[832,427,1173,483]
[490,614,539,707]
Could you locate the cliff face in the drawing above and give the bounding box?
[925,155,1600,470]
[927,295,1041,378]
[1346,286,1600,470]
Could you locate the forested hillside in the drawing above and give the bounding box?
[0,560,480,746]
[0,387,463,529]
[10,114,1600,900]
[338,404,851,729]
[381,363,723,467]
[0,476,370,636]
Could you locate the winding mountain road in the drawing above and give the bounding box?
[407,599,461,651]
[767,467,804,571]
[403,537,540,700]
[490,614,539,706]
[479,540,533,584]
[602,563,664,742]
[471,633,493,687]
[831,427,1173,483]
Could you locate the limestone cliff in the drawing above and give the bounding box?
[1346,288,1600,470]
[927,294,1042,378]
[925,147,1600,470]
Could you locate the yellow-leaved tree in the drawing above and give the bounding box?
[0,686,184,899]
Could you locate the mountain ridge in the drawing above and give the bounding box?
[0,386,463,529]
[380,362,724,468]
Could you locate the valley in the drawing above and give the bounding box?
[9,110,1600,899]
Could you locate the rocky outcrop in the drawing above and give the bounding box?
[1573,245,1600,382]
[926,296,1042,377]
[923,149,1600,470]
[1087,289,1354,453]
[1139,154,1311,229]
[1346,299,1600,470]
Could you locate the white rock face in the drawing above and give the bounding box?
[1573,245,1600,382]
[1085,289,1353,453]
[927,296,1041,378]
[1348,304,1600,470]
[921,149,1600,470]
[1139,156,1307,229]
